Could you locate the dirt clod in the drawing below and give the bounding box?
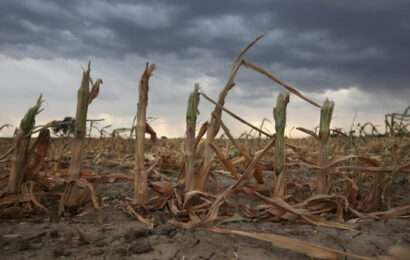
[155,224,178,237]
[124,228,152,242]
[129,239,153,254]
[53,247,71,257]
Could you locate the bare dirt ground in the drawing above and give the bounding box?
[1,211,410,260]
[1,173,410,260]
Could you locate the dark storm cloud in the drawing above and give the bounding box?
[0,0,409,94]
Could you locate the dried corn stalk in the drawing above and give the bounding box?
[318,99,334,194]
[7,95,43,194]
[68,62,102,178]
[213,114,265,183]
[209,227,372,260]
[134,63,156,205]
[200,91,272,138]
[196,33,265,191]
[242,60,320,108]
[26,128,50,178]
[273,92,289,197]
[184,84,200,192]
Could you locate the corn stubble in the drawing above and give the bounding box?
[0,34,409,259]
[133,63,156,205]
[184,84,200,193]
[7,95,44,194]
[69,62,103,179]
[318,99,334,194]
[273,92,289,197]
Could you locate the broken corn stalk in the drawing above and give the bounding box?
[184,84,200,192]
[7,95,43,194]
[68,62,103,178]
[134,63,156,205]
[318,99,334,194]
[273,92,289,197]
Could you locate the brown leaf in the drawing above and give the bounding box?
[208,227,372,260]
[88,79,103,105]
[126,204,154,229]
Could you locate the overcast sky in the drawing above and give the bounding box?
[0,0,409,137]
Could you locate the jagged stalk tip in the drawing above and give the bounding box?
[20,95,44,134]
